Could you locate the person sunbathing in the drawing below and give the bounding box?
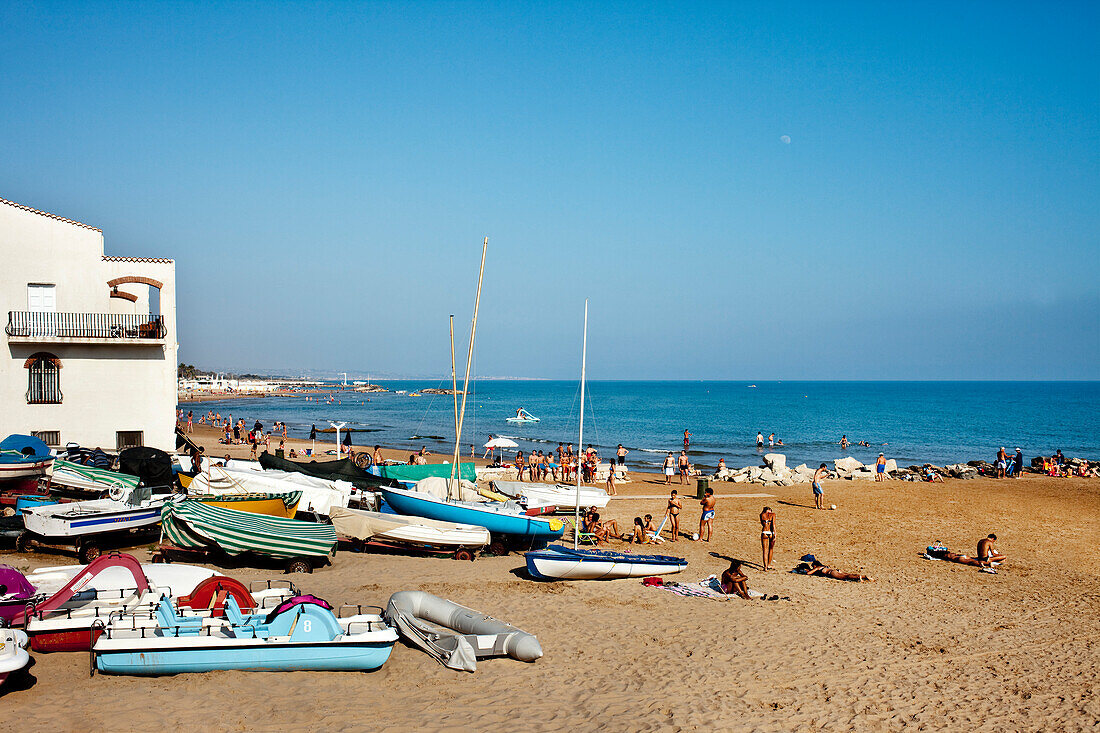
[631,517,655,544]
[977,534,1006,564]
[795,555,874,582]
[720,560,752,598]
[588,512,622,543]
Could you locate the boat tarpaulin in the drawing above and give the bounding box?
[329,505,472,541]
[119,447,175,488]
[51,460,140,492]
[161,500,337,559]
[379,463,477,483]
[259,452,400,489]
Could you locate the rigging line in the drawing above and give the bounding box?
[411,376,448,438]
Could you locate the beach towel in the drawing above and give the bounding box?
[648,576,765,600]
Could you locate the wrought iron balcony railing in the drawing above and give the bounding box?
[6,311,166,340]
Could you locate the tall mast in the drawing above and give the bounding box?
[452,237,488,498]
[575,299,588,550]
[448,315,460,498]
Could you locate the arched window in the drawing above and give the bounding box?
[25,353,62,404]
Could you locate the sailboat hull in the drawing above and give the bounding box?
[380,487,563,544]
[525,545,687,580]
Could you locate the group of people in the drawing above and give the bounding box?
[509,443,627,490]
[755,432,784,448]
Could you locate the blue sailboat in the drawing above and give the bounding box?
[380,485,563,545]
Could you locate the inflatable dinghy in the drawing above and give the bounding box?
[384,591,542,672]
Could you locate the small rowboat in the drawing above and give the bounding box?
[0,434,54,481]
[189,491,302,518]
[525,545,688,580]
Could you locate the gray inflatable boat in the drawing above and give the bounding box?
[384,590,542,672]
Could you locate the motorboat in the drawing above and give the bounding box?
[48,459,140,497]
[329,506,490,553]
[384,591,541,672]
[93,595,398,675]
[492,480,610,511]
[525,545,688,580]
[380,485,563,546]
[0,434,54,481]
[0,628,30,687]
[20,486,165,539]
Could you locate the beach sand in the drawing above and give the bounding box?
[3,429,1098,731]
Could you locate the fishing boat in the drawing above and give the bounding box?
[523,301,688,581]
[188,490,302,518]
[20,486,165,539]
[505,409,540,424]
[381,485,562,546]
[525,545,688,580]
[329,506,490,555]
[93,595,398,675]
[384,591,542,672]
[159,500,338,573]
[0,628,30,687]
[492,480,610,511]
[0,434,54,481]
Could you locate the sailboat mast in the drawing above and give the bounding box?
[453,237,488,496]
[449,315,461,495]
[575,299,588,550]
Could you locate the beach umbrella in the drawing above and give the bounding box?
[483,436,518,462]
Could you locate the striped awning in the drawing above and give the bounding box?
[51,459,140,492]
[161,500,336,559]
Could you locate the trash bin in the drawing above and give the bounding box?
[696,477,709,499]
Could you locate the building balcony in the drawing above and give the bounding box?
[6,311,167,344]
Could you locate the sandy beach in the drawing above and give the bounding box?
[3,426,1097,731]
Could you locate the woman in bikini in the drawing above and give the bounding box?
[720,560,751,598]
[759,506,776,571]
[796,557,874,582]
[665,490,681,541]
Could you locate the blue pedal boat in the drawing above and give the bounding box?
[92,595,398,675]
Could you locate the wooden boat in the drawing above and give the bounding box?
[525,545,687,580]
[0,434,54,481]
[329,506,490,553]
[188,465,353,516]
[189,490,302,518]
[384,590,541,672]
[380,485,563,546]
[93,595,398,675]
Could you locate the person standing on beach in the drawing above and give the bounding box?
[515,451,525,481]
[186,410,193,433]
[605,462,617,496]
[683,429,691,453]
[875,453,887,482]
[698,488,716,542]
[616,444,627,470]
[665,490,681,541]
[812,463,827,510]
[678,450,690,485]
[663,452,675,485]
[760,506,776,570]
[1013,448,1024,478]
[373,445,383,465]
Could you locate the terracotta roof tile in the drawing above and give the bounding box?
[0,195,102,232]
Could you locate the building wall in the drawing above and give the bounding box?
[0,199,178,450]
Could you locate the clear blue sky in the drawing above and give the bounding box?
[3,2,1097,379]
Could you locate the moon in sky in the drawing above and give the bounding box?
[780,135,791,144]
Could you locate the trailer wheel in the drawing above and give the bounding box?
[14,531,30,553]
[286,559,312,574]
[487,541,507,557]
[79,542,102,565]
[453,549,474,562]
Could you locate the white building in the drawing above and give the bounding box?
[0,196,177,451]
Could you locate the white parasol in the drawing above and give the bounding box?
[483,436,519,463]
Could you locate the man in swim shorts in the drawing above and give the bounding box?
[875,453,886,482]
[812,463,827,510]
[759,506,776,570]
[678,450,689,485]
[663,452,675,485]
[698,488,716,541]
[756,432,764,449]
[683,429,691,452]
[977,534,1006,565]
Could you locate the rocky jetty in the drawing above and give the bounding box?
[710,453,1094,486]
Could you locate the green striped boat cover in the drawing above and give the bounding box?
[380,462,476,483]
[52,459,140,491]
[161,500,336,559]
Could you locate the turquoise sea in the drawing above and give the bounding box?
[184,381,1100,472]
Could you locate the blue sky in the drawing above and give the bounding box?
[2,2,1097,379]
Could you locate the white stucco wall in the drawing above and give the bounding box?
[0,198,178,450]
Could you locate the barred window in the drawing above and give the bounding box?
[26,353,62,404]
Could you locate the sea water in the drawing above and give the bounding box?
[185,381,1100,472]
